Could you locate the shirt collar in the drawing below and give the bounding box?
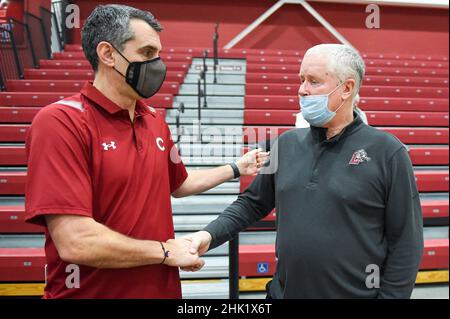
[80,82,155,118]
[310,111,364,144]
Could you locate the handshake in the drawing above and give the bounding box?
[161,231,213,272]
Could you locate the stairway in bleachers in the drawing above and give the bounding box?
[0,45,448,298]
[168,57,248,298]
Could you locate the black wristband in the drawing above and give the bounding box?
[160,242,170,265]
[229,162,241,179]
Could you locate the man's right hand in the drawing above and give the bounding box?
[184,231,212,256]
[163,239,205,269]
[178,231,212,272]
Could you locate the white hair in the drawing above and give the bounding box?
[305,44,366,98]
[353,93,360,107]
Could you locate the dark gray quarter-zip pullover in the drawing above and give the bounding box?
[204,114,424,299]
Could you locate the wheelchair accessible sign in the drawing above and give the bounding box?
[257,262,269,274]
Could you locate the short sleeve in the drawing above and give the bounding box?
[25,105,93,226]
[165,124,188,194]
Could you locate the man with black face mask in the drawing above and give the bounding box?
[24,4,268,299]
[111,43,167,99]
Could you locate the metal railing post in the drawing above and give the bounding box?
[202,50,208,108]
[197,78,203,143]
[213,23,219,84]
[175,102,185,146]
[38,10,52,58]
[7,21,24,79]
[0,69,5,91]
[229,236,240,299]
[9,18,39,69]
[24,24,39,68]
[51,10,63,52]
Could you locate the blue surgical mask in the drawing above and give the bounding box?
[299,82,345,127]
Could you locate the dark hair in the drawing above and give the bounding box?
[81,4,163,71]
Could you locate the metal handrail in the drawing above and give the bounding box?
[25,12,51,59]
[213,23,219,84]
[40,6,63,52]
[201,50,208,108]
[0,25,23,81]
[9,18,39,68]
[0,69,4,91]
[51,0,70,50]
[175,102,185,145]
[197,78,203,143]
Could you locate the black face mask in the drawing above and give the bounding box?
[111,45,167,99]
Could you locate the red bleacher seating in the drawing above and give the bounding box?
[409,147,450,165]
[0,200,445,234]
[0,248,46,282]
[421,200,450,220]
[415,171,450,192]
[243,109,449,127]
[246,84,448,99]
[39,59,190,72]
[238,239,449,277]
[244,109,297,125]
[0,171,26,195]
[6,80,180,95]
[53,50,193,60]
[382,128,449,145]
[242,126,449,144]
[0,107,166,125]
[0,125,28,142]
[63,44,449,62]
[0,238,446,281]
[239,170,449,194]
[245,95,448,112]
[0,145,26,165]
[247,73,449,88]
[361,53,449,62]
[0,204,43,233]
[1,144,447,167]
[1,125,448,145]
[0,107,41,123]
[0,92,174,108]
[246,55,448,70]
[247,64,449,78]
[23,69,187,83]
[365,111,449,127]
[52,51,193,62]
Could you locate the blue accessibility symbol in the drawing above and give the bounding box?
[257,262,269,274]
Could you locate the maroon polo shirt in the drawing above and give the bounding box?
[25,82,188,299]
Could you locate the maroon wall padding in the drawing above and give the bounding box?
[68,0,449,56]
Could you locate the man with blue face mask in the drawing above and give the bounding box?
[186,44,424,299]
[296,93,368,128]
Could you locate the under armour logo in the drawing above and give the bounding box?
[102,141,117,151]
[349,149,371,165]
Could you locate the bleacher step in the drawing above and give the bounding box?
[179,84,245,96]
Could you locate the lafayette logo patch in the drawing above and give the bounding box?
[349,149,371,165]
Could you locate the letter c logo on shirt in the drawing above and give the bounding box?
[156,137,165,151]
